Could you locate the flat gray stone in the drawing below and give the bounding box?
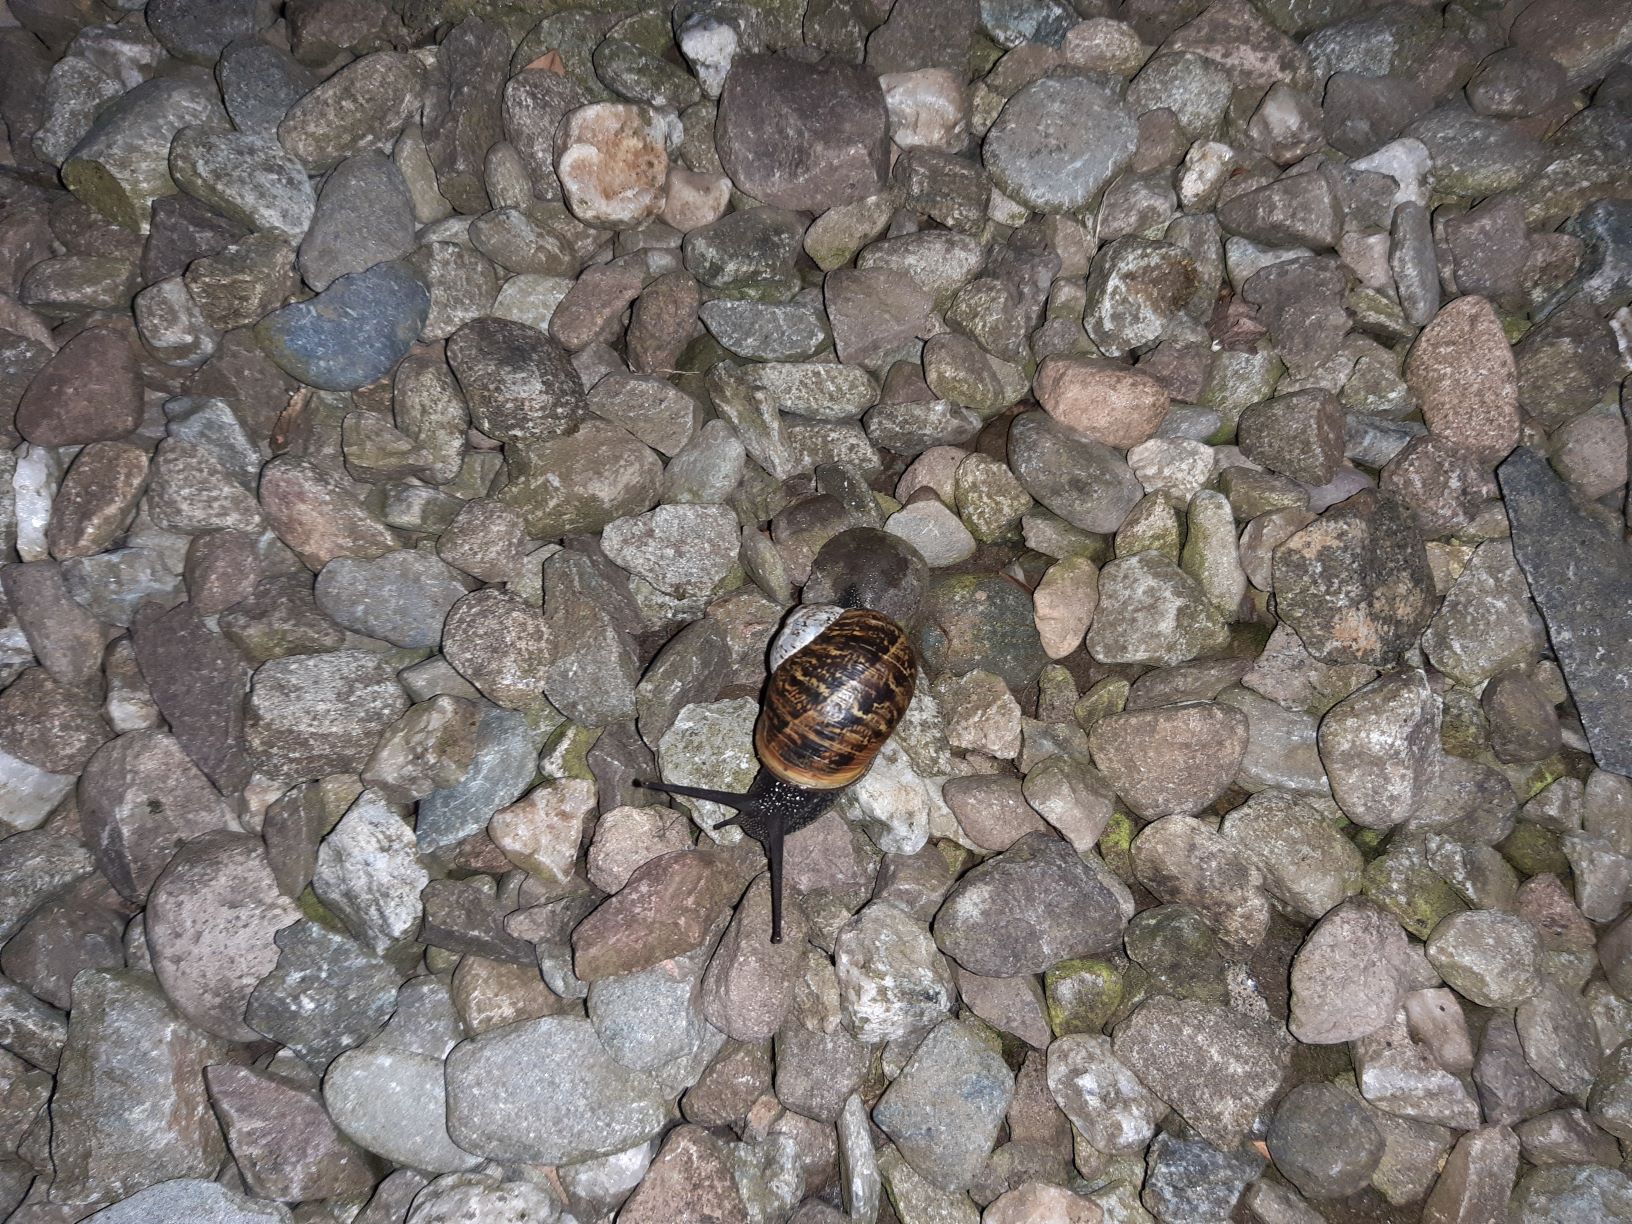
[445,1016,668,1165]
[83,1179,292,1223]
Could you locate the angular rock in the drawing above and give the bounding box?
[49,970,231,1205]
[1426,911,1542,1009]
[14,324,141,447]
[78,730,239,903]
[1112,996,1288,1151]
[277,52,426,173]
[619,1125,746,1224]
[256,456,398,570]
[1085,552,1230,667]
[1273,491,1434,666]
[298,151,413,290]
[834,900,954,1045]
[716,54,888,213]
[61,77,225,232]
[1046,1032,1164,1157]
[204,1064,376,1202]
[573,849,746,980]
[79,1179,292,1223]
[245,921,402,1069]
[130,601,253,792]
[1008,411,1143,534]
[932,832,1124,976]
[170,127,315,241]
[312,791,428,953]
[1499,447,1632,776]
[245,650,408,782]
[873,1017,1014,1193]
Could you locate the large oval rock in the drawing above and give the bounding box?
[932,832,1124,976]
[15,324,142,447]
[445,1016,667,1165]
[325,1045,479,1174]
[716,54,889,212]
[1008,410,1142,534]
[147,832,300,1041]
[1089,702,1248,817]
[984,76,1137,213]
[446,316,587,443]
[315,550,468,648]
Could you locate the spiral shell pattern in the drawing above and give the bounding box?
[755,607,915,790]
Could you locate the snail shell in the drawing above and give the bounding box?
[755,606,915,791]
[768,604,845,672]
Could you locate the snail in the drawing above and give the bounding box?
[636,602,916,943]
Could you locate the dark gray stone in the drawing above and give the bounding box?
[1499,447,1632,776]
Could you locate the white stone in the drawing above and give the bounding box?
[884,500,976,567]
[677,14,739,99]
[841,739,932,856]
[1351,137,1432,209]
[554,103,668,228]
[12,443,64,561]
[312,790,429,952]
[1177,139,1233,211]
[0,744,77,831]
[1127,436,1214,503]
[1047,1033,1164,1156]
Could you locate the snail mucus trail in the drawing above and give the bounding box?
[635,604,916,944]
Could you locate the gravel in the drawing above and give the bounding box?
[3,3,1632,1221]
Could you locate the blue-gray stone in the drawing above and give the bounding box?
[872,1016,1014,1192]
[415,705,541,853]
[1499,446,1632,776]
[979,0,1076,48]
[254,261,428,391]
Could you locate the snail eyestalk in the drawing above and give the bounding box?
[631,605,916,947]
[633,772,837,943]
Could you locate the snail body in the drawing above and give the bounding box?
[637,603,916,942]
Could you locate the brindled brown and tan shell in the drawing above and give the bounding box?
[754,607,916,791]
